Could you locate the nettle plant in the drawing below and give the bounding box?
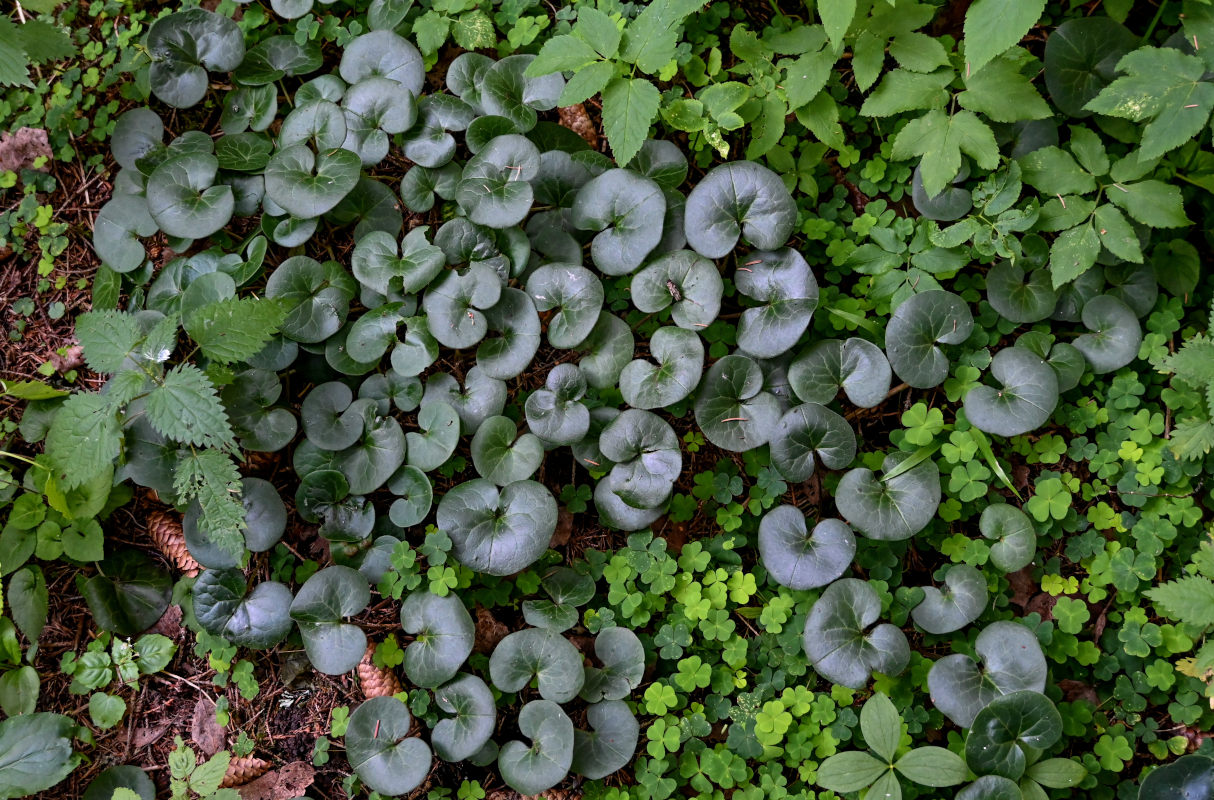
[23,3,1173,796]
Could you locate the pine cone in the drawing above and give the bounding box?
[220,755,270,788]
[358,642,402,699]
[558,104,597,149]
[147,509,200,577]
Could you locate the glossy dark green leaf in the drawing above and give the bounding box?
[387,465,433,527]
[911,564,988,634]
[498,699,574,796]
[836,452,941,541]
[264,144,361,219]
[788,338,891,408]
[630,250,722,329]
[885,290,975,388]
[684,161,796,258]
[978,503,1036,573]
[694,354,782,451]
[578,312,635,390]
[421,264,502,350]
[400,591,475,687]
[572,700,639,780]
[735,248,819,358]
[1074,294,1142,373]
[928,620,1047,728]
[769,403,856,482]
[0,713,79,798]
[490,627,585,702]
[339,30,424,95]
[526,263,604,349]
[986,261,1058,323]
[1138,754,1214,800]
[965,347,1060,437]
[525,364,590,445]
[290,565,370,674]
[433,674,496,763]
[1043,17,1137,117]
[965,691,1062,779]
[146,152,233,239]
[234,36,322,85]
[193,568,293,649]
[346,696,432,796]
[82,551,171,636]
[146,10,244,108]
[477,288,542,380]
[619,326,705,410]
[572,168,666,276]
[265,256,355,344]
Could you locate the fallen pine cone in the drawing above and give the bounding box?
[557,104,597,149]
[147,508,200,577]
[357,642,402,699]
[221,755,271,788]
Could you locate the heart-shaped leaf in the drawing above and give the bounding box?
[184,477,285,569]
[802,578,910,689]
[472,416,543,485]
[477,288,542,380]
[836,452,941,540]
[911,163,972,221]
[572,169,666,276]
[83,766,156,800]
[1105,262,1157,319]
[339,30,424,95]
[438,479,557,575]
[406,401,460,471]
[1137,755,1214,800]
[525,364,590,445]
[421,264,503,350]
[93,195,159,273]
[769,403,857,482]
[979,503,1037,573]
[264,144,361,219]
[965,691,1062,779]
[146,10,244,108]
[498,699,574,796]
[82,551,172,636]
[911,564,988,634]
[684,161,796,258]
[302,382,375,450]
[1074,294,1142,373]
[578,312,635,390]
[957,775,1023,800]
[335,414,405,494]
[885,290,975,389]
[193,568,293,649]
[482,54,565,132]
[986,261,1058,323]
[290,565,370,674]
[526,263,605,349]
[341,77,418,165]
[630,250,723,330]
[1043,17,1137,117]
[928,620,1047,729]
[387,464,433,527]
[965,347,1060,437]
[759,507,856,590]
[735,248,819,359]
[234,36,322,85]
[490,627,585,702]
[433,674,497,762]
[619,326,705,410]
[265,256,356,344]
[352,226,445,296]
[456,134,541,228]
[280,100,348,151]
[400,162,460,213]
[112,107,164,170]
[598,409,681,510]
[788,338,892,408]
[694,354,782,452]
[573,700,639,780]
[423,368,506,436]
[146,153,234,239]
[400,591,475,688]
[581,626,645,702]
[346,696,432,796]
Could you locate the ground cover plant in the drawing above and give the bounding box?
[3,0,1214,798]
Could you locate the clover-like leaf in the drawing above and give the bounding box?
[184,477,285,569]
[965,691,1062,779]
[421,264,503,350]
[433,674,496,762]
[573,700,639,780]
[619,326,705,410]
[146,152,234,239]
[734,248,819,359]
[630,250,722,330]
[684,161,796,258]
[339,30,424,95]
[146,9,244,108]
[580,626,645,702]
[986,261,1058,323]
[885,290,975,388]
[965,347,1060,437]
[788,338,892,408]
[836,452,941,540]
[264,144,361,219]
[1073,294,1142,373]
[526,263,605,349]
[978,503,1037,573]
[498,699,574,797]
[802,578,910,689]
[572,169,666,276]
[759,508,856,591]
[769,403,856,482]
[438,479,557,576]
[928,620,1047,729]
[193,568,293,649]
[472,415,543,486]
[694,354,782,452]
[490,628,585,702]
[290,565,370,674]
[346,697,432,796]
[911,564,988,635]
[400,591,475,688]
[525,364,591,445]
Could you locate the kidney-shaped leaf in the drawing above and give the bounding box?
[573,700,639,780]
[1137,754,1214,800]
[694,354,782,452]
[438,479,556,576]
[802,578,910,689]
[525,364,590,445]
[302,382,373,450]
[184,477,285,569]
[147,9,244,108]
[93,195,159,274]
[400,591,475,688]
[630,250,723,330]
[478,288,542,380]
[581,626,645,703]
[1074,294,1142,373]
[599,409,681,509]
[979,503,1037,573]
[735,248,819,359]
[1044,17,1137,117]
[986,261,1058,323]
[759,507,856,591]
[789,338,892,408]
[526,263,605,349]
[289,565,370,674]
[346,696,432,796]
[685,161,796,258]
[335,414,405,495]
[619,326,705,410]
[498,699,574,797]
[146,153,234,239]
[456,134,541,228]
[471,416,543,485]
[265,256,356,344]
[769,403,857,482]
[965,691,1062,779]
[422,264,503,350]
[406,401,459,472]
[489,627,585,702]
[352,226,445,296]
[433,674,496,763]
[572,169,666,276]
[836,452,941,540]
[193,568,293,649]
[911,564,988,634]
[339,30,424,95]
[235,35,322,85]
[965,347,1060,437]
[264,144,361,219]
[885,290,975,388]
[928,620,1048,729]
[82,551,172,636]
[957,775,1023,800]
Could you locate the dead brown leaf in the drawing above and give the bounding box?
[0,128,52,173]
[550,507,574,548]
[473,605,508,654]
[191,697,225,756]
[236,761,315,800]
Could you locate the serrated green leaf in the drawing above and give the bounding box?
[1106,179,1191,228]
[174,449,246,557]
[860,69,953,117]
[17,19,75,64]
[1018,146,1096,195]
[146,365,234,449]
[619,0,707,73]
[526,34,599,76]
[1147,576,1214,627]
[452,10,494,50]
[1049,221,1100,287]
[1093,204,1143,263]
[45,393,122,490]
[890,109,999,197]
[75,310,142,373]
[184,297,287,365]
[575,6,621,59]
[958,54,1051,122]
[601,77,660,167]
[0,18,32,87]
[819,0,855,50]
[964,0,1046,75]
[1169,416,1214,460]
[1163,334,1214,386]
[1085,46,1214,161]
[558,60,614,106]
